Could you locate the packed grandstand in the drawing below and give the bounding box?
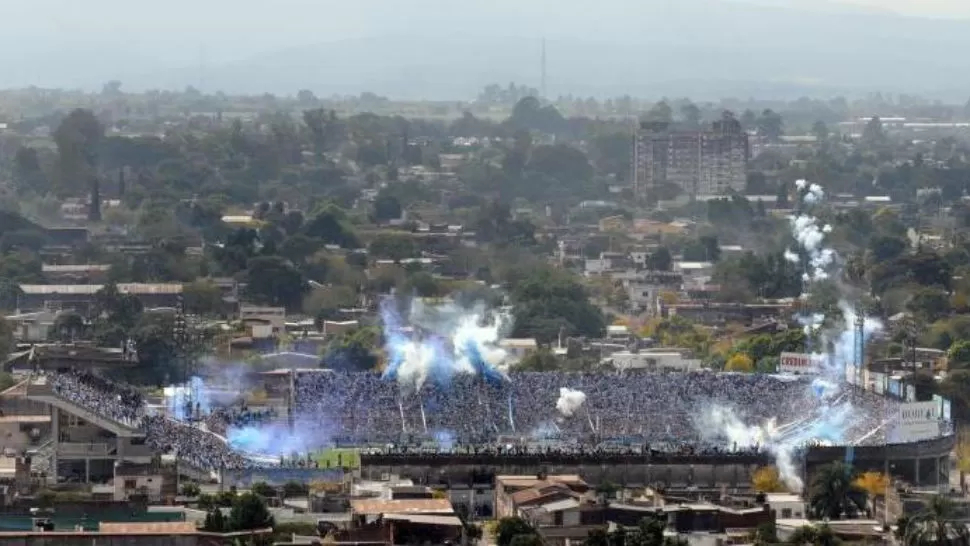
[36,368,913,472]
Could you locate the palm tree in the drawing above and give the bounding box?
[901,495,970,546]
[808,462,867,520]
[788,524,841,546]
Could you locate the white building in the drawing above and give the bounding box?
[608,351,702,372]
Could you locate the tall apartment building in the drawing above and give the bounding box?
[632,116,749,199]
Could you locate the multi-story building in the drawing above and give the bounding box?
[632,117,749,199]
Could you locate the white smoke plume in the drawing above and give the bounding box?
[694,406,803,491]
[381,298,512,389]
[803,183,825,204]
[789,180,835,282]
[556,388,587,417]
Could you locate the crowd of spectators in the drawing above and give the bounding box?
[293,371,898,448]
[37,369,903,470]
[47,370,144,427]
[205,406,279,437]
[143,415,252,470]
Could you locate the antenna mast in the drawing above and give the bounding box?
[540,38,547,100]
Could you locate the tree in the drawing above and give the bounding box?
[303,206,360,248]
[181,483,201,497]
[0,318,12,362]
[852,472,888,499]
[948,341,970,369]
[250,482,276,498]
[527,144,594,188]
[496,517,535,546]
[245,256,306,310]
[725,353,755,373]
[372,193,403,223]
[862,116,886,146]
[511,267,606,342]
[752,466,786,493]
[281,481,309,499]
[94,283,143,327]
[645,247,672,271]
[644,100,673,123]
[12,147,48,195]
[788,524,841,546]
[401,271,443,298]
[228,492,274,532]
[323,327,379,372]
[127,313,178,385]
[52,311,85,342]
[202,509,226,532]
[808,462,867,520]
[812,120,829,143]
[757,109,784,142]
[182,280,224,316]
[868,235,908,263]
[682,236,720,262]
[53,108,104,198]
[901,495,970,546]
[508,97,565,133]
[281,210,305,236]
[514,349,560,372]
[368,233,417,261]
[680,102,702,126]
[907,287,951,323]
[297,89,317,104]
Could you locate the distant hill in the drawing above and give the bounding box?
[6,0,970,100]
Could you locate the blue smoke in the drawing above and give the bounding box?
[432,430,456,452]
[165,376,212,421]
[227,420,331,456]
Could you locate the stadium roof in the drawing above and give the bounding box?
[350,498,453,516]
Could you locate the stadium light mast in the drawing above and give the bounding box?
[174,295,192,419]
[854,307,865,386]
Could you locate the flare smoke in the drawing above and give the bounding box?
[556,388,587,417]
[787,180,835,282]
[381,298,512,389]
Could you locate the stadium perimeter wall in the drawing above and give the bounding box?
[360,435,955,489]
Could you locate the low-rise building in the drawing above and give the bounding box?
[18,284,183,315]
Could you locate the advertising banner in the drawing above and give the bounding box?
[892,401,941,443]
[779,352,819,375]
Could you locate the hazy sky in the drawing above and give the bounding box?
[4,0,970,95]
[2,0,970,66]
[842,0,970,17]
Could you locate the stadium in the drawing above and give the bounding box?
[9,361,952,495]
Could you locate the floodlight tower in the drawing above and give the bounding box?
[854,307,865,386]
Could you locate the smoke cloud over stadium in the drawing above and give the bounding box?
[380,298,513,389]
[556,388,587,417]
[694,179,885,492]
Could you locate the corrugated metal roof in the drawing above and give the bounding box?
[99,522,197,534]
[529,498,581,514]
[383,514,463,526]
[42,264,111,273]
[350,498,453,515]
[19,283,183,295]
[497,475,586,487]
